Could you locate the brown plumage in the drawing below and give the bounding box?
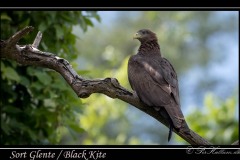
[128,29,190,141]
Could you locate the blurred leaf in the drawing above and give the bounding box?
[94,14,101,22]
[60,13,75,23]
[34,71,52,85]
[20,76,30,87]
[39,22,48,32]
[1,121,11,135]
[79,16,87,32]
[68,122,85,133]
[0,13,12,21]
[2,67,20,82]
[54,25,64,39]
[84,17,93,27]
[44,99,56,110]
[2,106,22,114]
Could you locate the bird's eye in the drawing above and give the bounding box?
[142,31,146,34]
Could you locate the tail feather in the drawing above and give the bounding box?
[158,108,175,142]
[168,123,173,142]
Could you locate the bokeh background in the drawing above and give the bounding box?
[1,11,238,145]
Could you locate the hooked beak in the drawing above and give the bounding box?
[133,32,142,39]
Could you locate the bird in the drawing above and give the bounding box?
[128,29,190,142]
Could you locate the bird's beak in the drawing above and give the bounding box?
[133,32,141,39]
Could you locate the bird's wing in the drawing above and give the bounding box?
[159,57,180,106]
[141,56,181,105]
[128,55,171,106]
[128,55,184,129]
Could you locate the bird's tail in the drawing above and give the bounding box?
[168,123,173,142]
[158,108,175,142]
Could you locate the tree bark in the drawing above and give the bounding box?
[1,26,235,145]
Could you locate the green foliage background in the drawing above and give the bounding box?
[1,11,238,145]
[1,11,100,144]
[177,93,238,144]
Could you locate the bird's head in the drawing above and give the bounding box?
[133,29,158,43]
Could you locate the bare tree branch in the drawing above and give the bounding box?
[1,26,213,145]
[7,26,34,46]
[232,140,239,145]
[32,31,42,48]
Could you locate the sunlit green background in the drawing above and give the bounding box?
[1,11,238,145]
